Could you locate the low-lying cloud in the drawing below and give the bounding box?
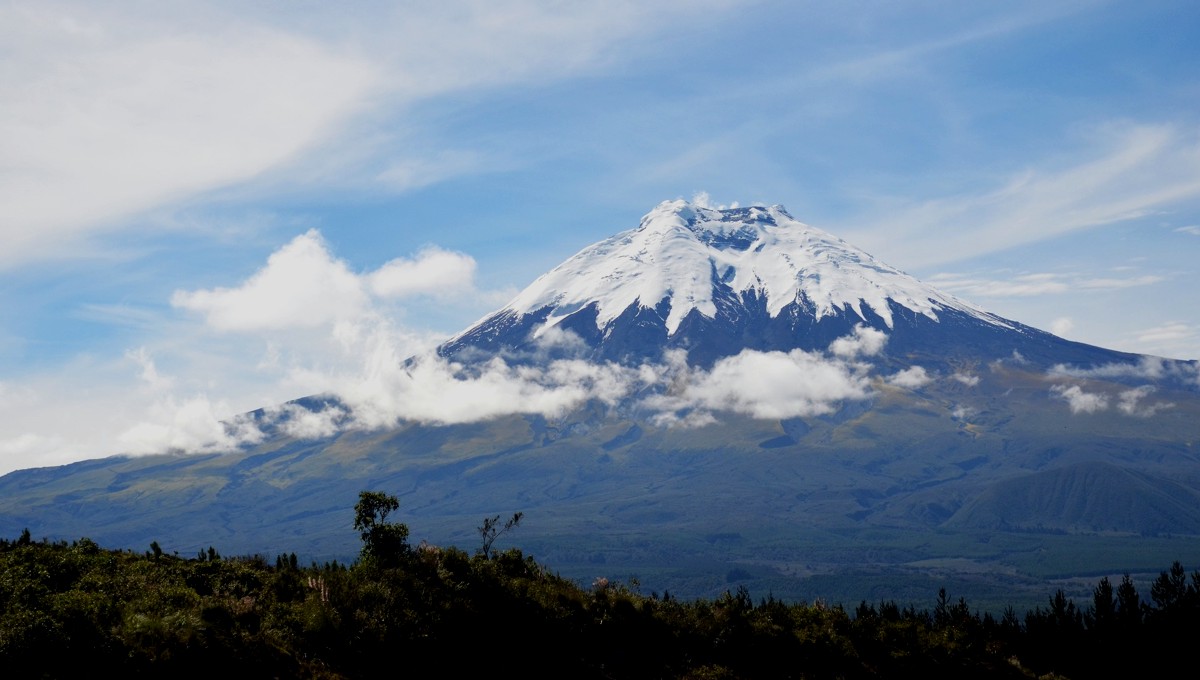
[1049,381,1175,417]
[645,346,875,424]
[1049,355,1200,386]
[1051,384,1108,414]
[1116,385,1172,417]
[108,325,889,456]
[887,366,932,389]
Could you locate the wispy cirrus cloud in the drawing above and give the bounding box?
[1136,322,1195,346]
[929,270,1165,298]
[845,123,1200,269]
[0,3,377,268]
[0,0,748,270]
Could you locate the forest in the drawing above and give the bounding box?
[2,491,1198,679]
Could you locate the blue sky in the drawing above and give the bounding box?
[1,0,1198,473]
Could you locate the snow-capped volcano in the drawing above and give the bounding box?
[508,200,1000,334]
[443,200,1127,368]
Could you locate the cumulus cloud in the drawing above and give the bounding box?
[888,366,932,388]
[125,323,888,451]
[173,230,480,332]
[172,230,369,331]
[1051,384,1108,414]
[368,247,478,298]
[335,353,648,430]
[644,346,873,423]
[828,325,888,359]
[690,191,740,210]
[1051,317,1074,337]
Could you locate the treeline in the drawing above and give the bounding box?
[2,494,1199,678]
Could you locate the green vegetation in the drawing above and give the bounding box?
[3,492,1199,678]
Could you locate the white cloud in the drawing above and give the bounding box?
[1051,317,1074,337]
[532,327,590,356]
[214,307,890,443]
[1048,380,1175,417]
[1116,385,1172,418]
[1051,384,1108,414]
[1175,226,1200,236]
[126,347,173,391]
[828,325,888,359]
[369,247,478,299]
[117,394,264,456]
[1076,275,1165,290]
[888,366,932,389]
[951,405,975,420]
[0,229,495,474]
[0,433,66,461]
[0,1,746,269]
[0,3,377,268]
[1128,322,1200,362]
[1049,355,1199,385]
[173,230,482,332]
[690,191,740,210]
[331,352,648,431]
[1136,322,1193,346]
[374,151,483,192]
[644,347,873,422]
[847,123,1200,269]
[953,373,980,387]
[270,403,347,440]
[929,271,1163,299]
[172,230,369,331]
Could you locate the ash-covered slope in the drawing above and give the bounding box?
[442,200,1130,368]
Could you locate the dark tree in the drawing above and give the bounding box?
[353,490,409,567]
[477,512,523,558]
[1115,573,1142,627]
[1088,576,1115,631]
[1150,561,1188,611]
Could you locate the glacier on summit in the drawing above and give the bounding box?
[442,200,1122,369]
[500,199,1005,336]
